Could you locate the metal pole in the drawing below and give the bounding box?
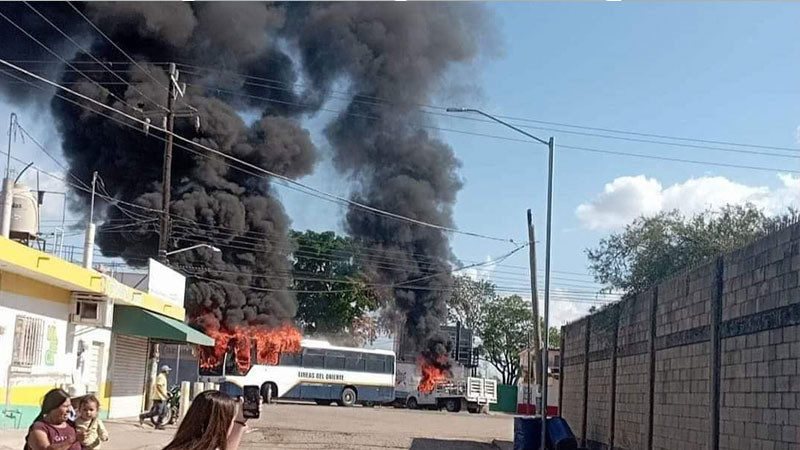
[59,193,66,257]
[157,63,176,263]
[83,171,98,269]
[527,210,542,406]
[1,113,17,238]
[540,137,554,450]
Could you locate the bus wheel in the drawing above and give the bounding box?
[406,397,419,410]
[261,383,276,404]
[445,399,461,413]
[339,387,357,407]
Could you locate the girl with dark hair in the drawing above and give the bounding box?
[162,391,253,450]
[25,389,82,450]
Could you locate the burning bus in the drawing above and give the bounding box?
[199,335,396,407]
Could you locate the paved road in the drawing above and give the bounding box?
[246,402,513,449]
[0,402,514,450]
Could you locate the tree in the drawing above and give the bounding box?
[447,274,497,334]
[586,204,798,295]
[539,317,561,348]
[481,295,534,386]
[291,230,380,345]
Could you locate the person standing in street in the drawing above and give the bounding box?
[139,365,171,430]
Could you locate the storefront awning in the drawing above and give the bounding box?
[113,305,214,346]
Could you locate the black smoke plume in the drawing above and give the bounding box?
[292,3,489,360]
[0,2,493,353]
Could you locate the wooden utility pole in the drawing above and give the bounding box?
[157,63,177,264]
[527,209,543,395]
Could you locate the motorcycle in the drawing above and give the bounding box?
[151,385,181,426]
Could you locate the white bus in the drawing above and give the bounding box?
[200,339,396,407]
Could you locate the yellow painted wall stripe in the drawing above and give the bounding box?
[0,237,186,320]
[0,272,71,303]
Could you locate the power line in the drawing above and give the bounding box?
[174,77,800,173]
[171,62,798,155]
[0,59,518,245]
[9,59,798,155]
[0,10,138,112]
[22,2,169,113]
[64,1,176,111]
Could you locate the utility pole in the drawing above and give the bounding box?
[83,171,98,269]
[527,209,543,413]
[1,113,18,238]
[143,62,198,410]
[157,63,178,264]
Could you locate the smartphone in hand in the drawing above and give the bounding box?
[242,385,261,419]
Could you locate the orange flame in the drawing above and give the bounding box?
[198,320,301,373]
[418,355,449,393]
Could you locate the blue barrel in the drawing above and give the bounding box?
[219,381,243,398]
[514,417,542,450]
[545,417,578,450]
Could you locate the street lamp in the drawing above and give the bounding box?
[165,243,221,256]
[447,107,554,449]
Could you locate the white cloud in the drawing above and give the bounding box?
[576,174,800,230]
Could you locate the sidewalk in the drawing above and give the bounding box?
[0,419,175,450]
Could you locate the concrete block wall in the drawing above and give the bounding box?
[561,318,587,438]
[561,221,800,450]
[614,292,653,450]
[652,263,714,450]
[586,309,617,449]
[653,343,710,450]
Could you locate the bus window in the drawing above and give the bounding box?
[345,352,366,372]
[324,350,346,370]
[279,351,301,367]
[303,348,325,369]
[384,355,395,374]
[366,354,384,373]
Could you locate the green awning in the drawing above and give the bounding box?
[113,305,214,346]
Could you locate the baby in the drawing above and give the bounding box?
[73,395,109,450]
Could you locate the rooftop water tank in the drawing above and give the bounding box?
[9,183,39,241]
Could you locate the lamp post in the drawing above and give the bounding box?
[165,243,221,257]
[144,242,220,409]
[447,107,554,450]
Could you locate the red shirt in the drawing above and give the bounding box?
[29,420,81,450]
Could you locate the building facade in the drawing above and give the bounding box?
[0,237,212,428]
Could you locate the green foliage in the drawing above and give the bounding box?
[538,317,561,348]
[447,274,497,335]
[481,295,534,386]
[586,204,799,295]
[291,230,379,345]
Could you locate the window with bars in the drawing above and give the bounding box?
[12,315,45,367]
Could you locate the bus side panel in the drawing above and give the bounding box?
[356,386,395,402]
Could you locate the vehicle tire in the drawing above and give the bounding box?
[339,387,357,407]
[261,383,276,404]
[151,405,172,427]
[445,399,461,413]
[169,405,179,424]
[406,397,419,410]
[315,399,331,406]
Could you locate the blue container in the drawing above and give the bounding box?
[545,417,578,450]
[219,382,243,398]
[514,417,542,450]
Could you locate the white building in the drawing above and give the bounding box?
[0,237,212,428]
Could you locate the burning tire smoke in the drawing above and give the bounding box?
[0,2,493,369]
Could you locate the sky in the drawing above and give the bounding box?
[3,2,800,333]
